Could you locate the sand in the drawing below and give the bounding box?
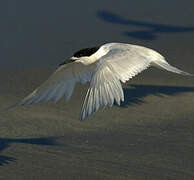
[1,0,194,179]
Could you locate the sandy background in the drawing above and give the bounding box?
[0,0,194,179]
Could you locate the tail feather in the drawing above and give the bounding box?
[153,60,193,76]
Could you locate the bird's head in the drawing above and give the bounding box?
[59,46,101,66]
[73,46,100,58]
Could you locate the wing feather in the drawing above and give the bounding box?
[81,46,151,120]
[14,61,94,107]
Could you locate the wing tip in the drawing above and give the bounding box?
[180,71,193,76]
[80,112,86,121]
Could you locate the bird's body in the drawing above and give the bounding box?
[13,43,192,120]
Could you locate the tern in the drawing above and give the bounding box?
[13,43,192,120]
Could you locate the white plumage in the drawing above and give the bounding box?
[13,43,192,120]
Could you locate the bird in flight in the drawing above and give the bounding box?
[13,43,192,120]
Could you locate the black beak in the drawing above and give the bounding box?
[58,58,75,66]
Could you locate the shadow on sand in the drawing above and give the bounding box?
[120,84,194,107]
[1,85,194,177]
[97,10,194,40]
[0,137,60,166]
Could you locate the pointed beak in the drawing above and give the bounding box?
[58,57,77,66]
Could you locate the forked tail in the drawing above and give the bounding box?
[153,60,193,76]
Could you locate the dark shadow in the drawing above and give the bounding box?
[0,156,16,166]
[0,137,60,166]
[120,84,194,107]
[97,10,194,40]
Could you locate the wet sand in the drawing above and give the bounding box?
[1,0,194,179]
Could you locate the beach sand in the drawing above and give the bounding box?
[1,0,194,179]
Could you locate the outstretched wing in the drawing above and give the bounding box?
[14,61,94,107]
[80,47,151,120]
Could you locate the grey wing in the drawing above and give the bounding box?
[80,48,151,120]
[14,61,94,107]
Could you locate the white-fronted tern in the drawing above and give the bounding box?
[13,43,192,120]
